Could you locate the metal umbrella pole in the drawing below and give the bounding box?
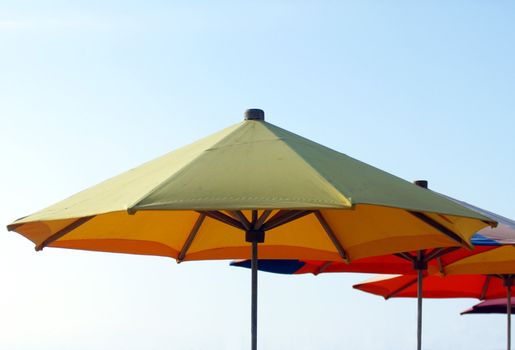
[504,276,513,350]
[393,246,454,350]
[396,247,429,350]
[234,208,341,350]
[414,182,426,350]
[250,237,260,350]
[247,229,265,348]
[246,209,266,350]
[415,251,427,350]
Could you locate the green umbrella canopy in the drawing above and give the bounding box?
[8,110,494,262]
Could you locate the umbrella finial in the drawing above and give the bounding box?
[414,180,428,189]
[244,109,265,121]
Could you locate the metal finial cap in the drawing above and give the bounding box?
[244,109,265,121]
[414,180,428,189]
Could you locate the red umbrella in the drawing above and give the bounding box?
[354,273,515,350]
[462,297,515,314]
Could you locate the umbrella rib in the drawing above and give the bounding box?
[314,261,332,275]
[314,211,349,262]
[254,210,273,230]
[436,257,444,274]
[35,216,96,251]
[425,246,460,262]
[6,222,24,231]
[408,211,467,247]
[385,277,418,299]
[201,211,245,230]
[228,211,251,231]
[177,213,206,263]
[395,252,416,263]
[262,210,313,231]
[480,275,492,300]
[423,248,444,262]
[260,210,292,230]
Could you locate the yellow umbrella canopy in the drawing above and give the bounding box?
[7,109,495,350]
[436,246,515,276]
[8,110,492,262]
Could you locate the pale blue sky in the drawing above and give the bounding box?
[1,1,515,349]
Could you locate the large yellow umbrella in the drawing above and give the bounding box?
[7,109,493,350]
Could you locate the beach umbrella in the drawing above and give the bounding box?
[354,245,515,350]
[7,109,494,350]
[461,296,515,349]
[462,297,515,314]
[437,245,515,350]
[354,273,515,350]
[232,188,514,349]
[461,295,515,347]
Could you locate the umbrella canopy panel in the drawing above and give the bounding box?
[353,274,511,300]
[446,196,515,246]
[462,298,515,314]
[438,246,515,276]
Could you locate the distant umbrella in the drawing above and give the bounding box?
[354,269,515,349]
[233,189,512,349]
[462,297,515,314]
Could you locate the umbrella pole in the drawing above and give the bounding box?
[251,240,258,350]
[417,267,423,350]
[506,276,512,350]
[247,228,264,350]
[414,250,426,350]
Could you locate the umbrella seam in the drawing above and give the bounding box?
[264,124,353,208]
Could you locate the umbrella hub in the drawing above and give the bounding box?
[246,229,265,243]
[413,259,428,271]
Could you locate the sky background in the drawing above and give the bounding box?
[1,1,515,349]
